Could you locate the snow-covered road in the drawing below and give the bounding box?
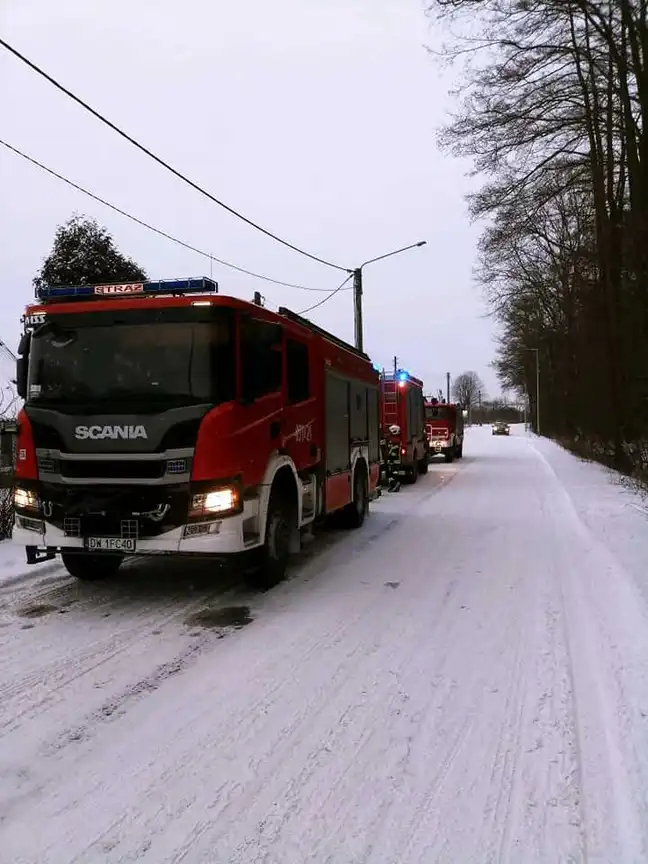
[2,427,648,863]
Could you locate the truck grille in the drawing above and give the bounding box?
[36,453,192,483]
[60,459,165,480]
[41,484,189,539]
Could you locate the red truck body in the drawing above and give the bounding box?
[424,400,464,462]
[13,277,381,586]
[380,370,428,482]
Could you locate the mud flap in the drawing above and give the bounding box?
[26,545,57,565]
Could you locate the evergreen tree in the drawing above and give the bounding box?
[33,215,147,289]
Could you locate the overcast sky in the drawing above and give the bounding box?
[0,0,498,398]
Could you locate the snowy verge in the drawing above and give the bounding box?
[525,431,648,608]
[0,538,61,588]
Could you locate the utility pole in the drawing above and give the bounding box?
[524,347,540,435]
[393,355,398,374]
[353,268,363,353]
[535,351,540,435]
[446,372,450,404]
[352,241,426,351]
[523,395,528,429]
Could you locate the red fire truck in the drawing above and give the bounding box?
[12,277,381,589]
[425,399,464,462]
[380,370,428,483]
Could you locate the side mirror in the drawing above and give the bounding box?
[16,357,27,400]
[17,333,30,355]
[16,331,31,401]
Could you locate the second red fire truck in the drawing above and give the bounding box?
[380,369,428,483]
[12,277,381,589]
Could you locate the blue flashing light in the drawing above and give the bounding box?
[398,371,408,382]
[35,277,218,302]
[372,362,382,373]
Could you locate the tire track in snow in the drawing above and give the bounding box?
[0,470,454,846]
[0,575,242,736]
[168,456,579,864]
[152,528,465,862]
[0,499,411,743]
[12,503,462,862]
[7,444,563,863]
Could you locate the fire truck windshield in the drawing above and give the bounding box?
[26,310,235,409]
[426,404,451,421]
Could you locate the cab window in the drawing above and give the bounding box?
[286,338,310,404]
[239,316,283,401]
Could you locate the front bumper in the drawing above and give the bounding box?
[429,438,449,452]
[13,498,261,559]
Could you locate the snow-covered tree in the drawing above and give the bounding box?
[33,215,147,289]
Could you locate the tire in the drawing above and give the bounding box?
[444,449,454,463]
[61,552,123,581]
[248,491,294,591]
[418,456,428,475]
[407,462,418,483]
[341,465,368,529]
[456,443,464,458]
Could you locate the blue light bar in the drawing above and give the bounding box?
[398,371,408,382]
[35,277,218,302]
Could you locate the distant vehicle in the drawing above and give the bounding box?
[425,400,464,462]
[380,370,428,484]
[12,277,382,589]
[492,421,510,436]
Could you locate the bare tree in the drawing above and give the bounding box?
[452,371,484,409]
[426,0,648,474]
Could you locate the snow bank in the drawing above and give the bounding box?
[526,431,648,607]
[0,538,60,588]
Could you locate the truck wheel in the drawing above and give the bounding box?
[444,449,454,463]
[406,461,418,484]
[249,491,294,591]
[456,443,464,458]
[61,552,123,581]
[341,465,368,529]
[418,456,429,475]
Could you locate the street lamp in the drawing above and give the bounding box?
[352,241,427,352]
[524,347,540,435]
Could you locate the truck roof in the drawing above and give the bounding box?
[381,370,425,389]
[24,277,378,383]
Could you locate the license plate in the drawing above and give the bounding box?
[84,537,136,553]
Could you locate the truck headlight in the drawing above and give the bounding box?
[189,485,240,518]
[14,487,39,512]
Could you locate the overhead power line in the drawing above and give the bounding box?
[0,37,350,273]
[0,138,350,294]
[0,338,17,363]
[298,273,353,315]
